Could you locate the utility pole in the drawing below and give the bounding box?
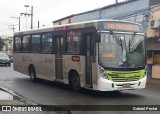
[11,16,21,31]
[38,21,40,28]
[25,5,29,30]
[31,6,33,29]
[21,5,33,30]
[116,0,118,3]
[9,24,17,33]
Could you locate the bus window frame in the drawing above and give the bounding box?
[53,30,66,55]
[31,34,42,53]
[21,35,31,53]
[41,32,54,54]
[13,27,96,55]
[65,30,82,55]
[64,27,96,55]
[14,35,23,53]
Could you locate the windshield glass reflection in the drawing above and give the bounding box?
[99,32,146,68]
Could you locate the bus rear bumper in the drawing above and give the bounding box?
[96,76,147,91]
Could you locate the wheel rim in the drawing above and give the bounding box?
[74,77,79,86]
[72,76,80,90]
[30,71,34,80]
[30,68,36,81]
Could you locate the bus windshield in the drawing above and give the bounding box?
[99,32,146,69]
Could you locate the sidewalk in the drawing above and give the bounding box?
[0,86,56,114]
[0,86,37,105]
[147,78,160,85]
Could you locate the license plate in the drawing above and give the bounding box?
[123,83,131,88]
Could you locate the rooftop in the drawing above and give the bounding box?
[75,0,138,16]
[53,0,138,22]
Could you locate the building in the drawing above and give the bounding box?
[74,0,149,29]
[53,15,74,26]
[146,0,160,79]
[53,0,149,30]
[52,0,160,80]
[1,36,13,55]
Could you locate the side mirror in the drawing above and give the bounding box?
[96,32,101,42]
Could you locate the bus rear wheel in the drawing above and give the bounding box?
[71,73,80,91]
[29,67,37,82]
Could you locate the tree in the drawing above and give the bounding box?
[0,37,5,51]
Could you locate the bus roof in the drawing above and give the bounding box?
[14,19,142,36]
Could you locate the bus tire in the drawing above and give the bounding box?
[29,66,37,82]
[71,73,80,91]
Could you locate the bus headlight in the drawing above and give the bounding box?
[99,66,108,79]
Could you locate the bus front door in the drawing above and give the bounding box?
[55,36,63,81]
[84,33,93,88]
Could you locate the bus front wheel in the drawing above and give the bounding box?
[29,66,37,82]
[71,73,80,91]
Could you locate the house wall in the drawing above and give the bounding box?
[53,17,74,26]
[2,38,13,55]
[73,10,100,23]
[146,4,160,38]
[101,0,149,19]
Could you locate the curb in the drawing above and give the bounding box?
[0,86,57,114]
[0,86,37,105]
[147,79,160,85]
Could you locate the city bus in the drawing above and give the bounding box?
[13,19,147,91]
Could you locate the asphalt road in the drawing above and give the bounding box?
[0,64,160,114]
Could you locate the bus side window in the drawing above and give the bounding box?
[14,36,22,52]
[66,31,81,54]
[52,36,56,54]
[22,35,30,52]
[31,34,41,52]
[42,33,52,53]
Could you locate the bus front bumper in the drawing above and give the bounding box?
[97,76,147,91]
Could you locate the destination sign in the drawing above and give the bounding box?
[107,23,133,31]
[98,21,143,32]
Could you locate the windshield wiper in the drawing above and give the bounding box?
[128,33,136,52]
[110,31,123,51]
[110,31,127,67]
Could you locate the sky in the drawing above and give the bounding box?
[0,0,125,36]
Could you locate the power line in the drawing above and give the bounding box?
[34,0,67,14]
[17,0,65,30]
[34,0,54,9]
[26,0,55,13]
[34,0,60,13]
[32,0,67,28]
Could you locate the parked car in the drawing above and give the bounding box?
[0,53,11,66]
[8,54,13,62]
